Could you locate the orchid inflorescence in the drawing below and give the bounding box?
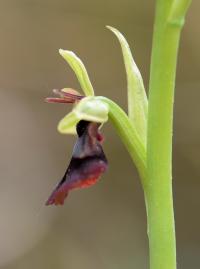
[45,26,148,206]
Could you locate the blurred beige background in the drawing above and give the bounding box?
[0,1,199,268]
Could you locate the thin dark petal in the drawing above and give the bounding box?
[45,97,75,103]
[46,121,108,206]
[45,88,83,104]
[61,88,83,100]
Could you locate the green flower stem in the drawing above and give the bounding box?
[169,0,192,25]
[146,1,191,269]
[97,96,147,182]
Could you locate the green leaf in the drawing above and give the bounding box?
[58,97,109,135]
[107,26,148,145]
[59,49,94,96]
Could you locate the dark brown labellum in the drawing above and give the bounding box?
[46,120,108,206]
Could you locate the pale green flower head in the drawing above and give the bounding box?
[57,97,109,134]
[46,49,109,135]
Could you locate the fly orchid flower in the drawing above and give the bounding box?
[45,88,108,205]
[45,27,148,206]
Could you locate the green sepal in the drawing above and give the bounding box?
[57,111,79,135]
[59,49,94,97]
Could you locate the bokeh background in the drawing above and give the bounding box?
[0,1,199,268]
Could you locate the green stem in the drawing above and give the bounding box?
[146,1,191,269]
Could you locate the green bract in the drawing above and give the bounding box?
[107,26,148,145]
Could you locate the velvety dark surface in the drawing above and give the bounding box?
[46,121,108,205]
